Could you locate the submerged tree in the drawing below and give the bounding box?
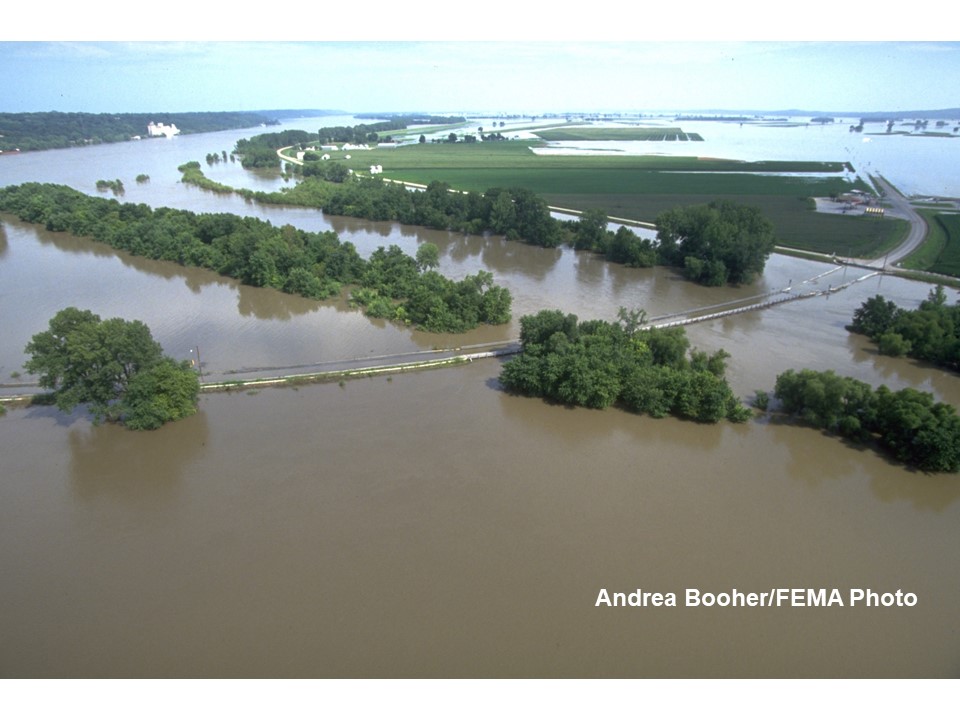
[773,367,960,472]
[655,200,776,285]
[500,308,750,423]
[24,307,199,429]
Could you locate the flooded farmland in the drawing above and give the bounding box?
[1,118,959,678]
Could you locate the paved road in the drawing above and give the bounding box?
[868,176,928,268]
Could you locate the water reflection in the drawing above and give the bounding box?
[68,409,209,504]
[573,249,609,286]
[235,282,326,321]
[32,222,122,260]
[0,223,7,258]
[479,236,561,280]
[326,214,396,238]
[766,415,960,510]
[766,416,867,487]
[436,232,477,262]
[869,467,960,512]
[492,373,727,452]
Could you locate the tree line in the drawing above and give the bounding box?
[0,111,279,152]
[499,308,752,423]
[232,169,777,286]
[232,116,463,170]
[234,129,315,168]
[0,182,511,334]
[847,286,960,371]
[221,118,778,285]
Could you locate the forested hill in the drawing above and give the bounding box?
[0,111,285,152]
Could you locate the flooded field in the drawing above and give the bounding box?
[1,117,959,677]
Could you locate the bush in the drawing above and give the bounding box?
[752,389,769,411]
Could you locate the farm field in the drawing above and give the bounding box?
[338,140,847,177]
[546,193,907,258]
[904,210,960,275]
[311,139,896,255]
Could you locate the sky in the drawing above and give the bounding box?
[2,5,957,115]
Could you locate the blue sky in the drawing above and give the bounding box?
[2,7,957,115]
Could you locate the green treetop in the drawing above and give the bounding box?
[24,307,199,429]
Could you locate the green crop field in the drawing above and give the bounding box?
[906,212,960,276]
[294,138,899,258]
[332,140,846,178]
[932,214,960,275]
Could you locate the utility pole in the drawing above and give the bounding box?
[191,346,203,383]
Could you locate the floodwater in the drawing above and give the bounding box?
[535,117,960,198]
[1,117,959,678]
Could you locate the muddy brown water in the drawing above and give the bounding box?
[1,129,959,677]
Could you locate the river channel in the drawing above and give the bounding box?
[1,117,959,678]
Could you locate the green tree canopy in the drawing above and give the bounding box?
[848,286,960,371]
[122,358,201,431]
[655,200,777,285]
[24,308,199,429]
[0,183,512,335]
[774,367,960,472]
[415,242,440,272]
[500,308,749,423]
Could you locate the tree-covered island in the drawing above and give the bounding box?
[772,368,960,473]
[848,286,960,371]
[756,287,960,472]
[0,182,512,334]
[499,308,752,423]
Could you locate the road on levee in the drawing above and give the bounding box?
[869,175,929,268]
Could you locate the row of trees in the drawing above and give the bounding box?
[316,120,408,145]
[221,119,779,286]
[245,176,566,247]
[233,117,463,170]
[0,183,512,334]
[848,286,960,371]
[24,307,199,430]
[572,207,658,267]
[249,171,776,286]
[774,368,960,472]
[499,308,751,423]
[317,114,465,144]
